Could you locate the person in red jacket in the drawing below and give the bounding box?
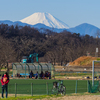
[1,72,9,98]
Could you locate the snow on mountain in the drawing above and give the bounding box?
[20,12,69,29]
[0,12,100,37]
[33,23,67,33]
[68,23,100,36]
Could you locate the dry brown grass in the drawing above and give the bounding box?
[69,56,98,66]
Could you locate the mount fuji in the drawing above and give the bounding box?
[0,12,100,37]
[20,12,69,29]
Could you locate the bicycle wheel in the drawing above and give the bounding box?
[60,85,66,95]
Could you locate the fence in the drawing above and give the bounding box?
[0,80,88,97]
[88,80,99,93]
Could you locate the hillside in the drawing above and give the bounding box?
[69,56,100,66]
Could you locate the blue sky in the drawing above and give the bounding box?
[0,0,100,28]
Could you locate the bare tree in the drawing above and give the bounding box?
[0,36,15,71]
[95,30,100,38]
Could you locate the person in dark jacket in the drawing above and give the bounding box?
[1,72,9,98]
[29,70,34,78]
[35,71,38,79]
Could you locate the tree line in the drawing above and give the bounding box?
[0,23,100,69]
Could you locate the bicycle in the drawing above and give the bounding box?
[51,80,66,95]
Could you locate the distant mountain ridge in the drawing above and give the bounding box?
[0,12,100,37]
[68,23,99,36]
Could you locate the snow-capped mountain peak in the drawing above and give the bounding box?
[20,12,69,29]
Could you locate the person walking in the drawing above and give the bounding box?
[1,72,9,98]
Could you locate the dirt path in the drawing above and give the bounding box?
[41,95,100,100]
[7,94,100,100]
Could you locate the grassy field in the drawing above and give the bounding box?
[0,79,99,100]
[0,79,89,95]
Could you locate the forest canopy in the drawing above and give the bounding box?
[0,23,99,68]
